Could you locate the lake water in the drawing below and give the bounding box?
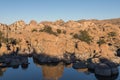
[0,58,120,80]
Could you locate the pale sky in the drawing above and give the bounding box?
[0,0,120,24]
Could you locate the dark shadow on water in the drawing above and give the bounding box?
[21,64,28,69]
[12,65,19,69]
[95,74,119,80]
[33,56,60,66]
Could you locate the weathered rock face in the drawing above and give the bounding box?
[9,20,26,32]
[100,44,115,58]
[0,18,120,62]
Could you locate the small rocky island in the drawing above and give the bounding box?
[0,18,120,77]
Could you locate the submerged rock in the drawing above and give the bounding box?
[95,63,111,76]
[87,63,97,70]
[95,62,119,76]
[72,61,87,69]
[104,61,119,75]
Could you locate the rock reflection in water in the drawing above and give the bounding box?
[0,57,119,80]
[33,57,119,80]
[33,58,64,80]
[42,63,64,80]
[76,68,88,73]
[0,68,7,77]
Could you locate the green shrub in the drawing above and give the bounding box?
[63,30,66,34]
[70,33,73,35]
[32,29,37,32]
[1,37,8,44]
[73,34,79,39]
[57,29,61,34]
[0,31,2,37]
[108,32,116,37]
[1,37,19,45]
[97,39,106,46]
[0,31,7,44]
[8,38,18,45]
[73,30,92,44]
[44,26,52,33]
[39,26,57,36]
[0,31,18,45]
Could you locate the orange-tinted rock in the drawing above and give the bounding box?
[0,18,120,61]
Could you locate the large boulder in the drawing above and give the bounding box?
[95,63,111,76]
[95,62,119,76]
[104,61,119,75]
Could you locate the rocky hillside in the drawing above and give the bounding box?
[0,18,120,61]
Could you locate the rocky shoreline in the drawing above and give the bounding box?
[0,18,120,77]
[0,53,120,77]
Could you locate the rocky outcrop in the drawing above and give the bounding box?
[0,18,120,66]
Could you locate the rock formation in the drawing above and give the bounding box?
[0,18,120,76]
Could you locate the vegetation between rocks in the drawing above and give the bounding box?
[39,26,57,36]
[97,39,106,46]
[32,29,37,32]
[56,29,61,34]
[0,31,19,45]
[73,30,92,44]
[108,31,117,37]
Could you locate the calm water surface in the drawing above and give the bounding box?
[0,58,120,80]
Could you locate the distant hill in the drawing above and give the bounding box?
[102,18,120,25]
[77,18,120,26]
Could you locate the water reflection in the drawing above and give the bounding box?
[76,68,89,73]
[0,68,7,77]
[33,57,119,80]
[42,63,64,80]
[21,64,29,69]
[33,58,96,80]
[33,58,64,80]
[0,57,119,80]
